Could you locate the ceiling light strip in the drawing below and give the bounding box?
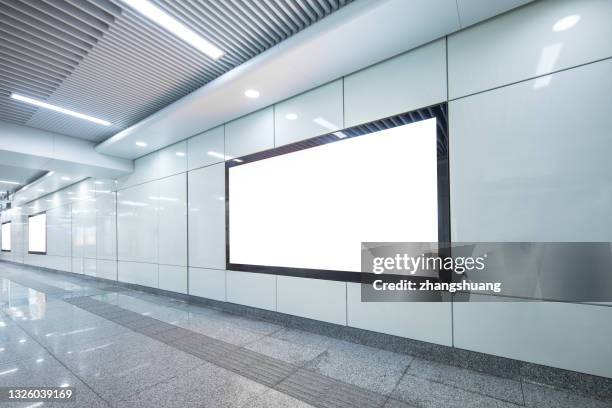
[120,0,224,60]
[10,93,111,126]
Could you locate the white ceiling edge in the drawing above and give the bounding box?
[96,0,533,160]
[10,172,89,208]
[0,121,133,180]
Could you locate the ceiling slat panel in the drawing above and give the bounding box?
[0,0,353,137]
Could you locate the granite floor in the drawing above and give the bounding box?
[0,263,610,408]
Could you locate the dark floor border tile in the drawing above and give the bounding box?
[3,260,612,402]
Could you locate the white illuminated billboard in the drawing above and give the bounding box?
[28,213,47,254]
[228,117,439,272]
[1,222,10,252]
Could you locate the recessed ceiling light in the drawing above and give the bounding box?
[553,14,580,32]
[120,0,224,60]
[135,141,148,147]
[244,89,260,99]
[175,152,185,157]
[0,180,20,185]
[61,176,71,181]
[10,93,111,126]
[285,113,298,120]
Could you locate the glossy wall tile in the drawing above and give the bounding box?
[448,0,612,98]
[157,141,187,179]
[225,107,274,159]
[453,295,612,378]
[158,264,187,294]
[346,283,453,346]
[157,174,187,267]
[188,163,225,270]
[189,267,226,301]
[226,270,276,311]
[344,38,447,127]
[118,260,158,288]
[274,80,343,146]
[187,126,225,170]
[277,276,346,325]
[450,58,612,242]
[117,182,158,263]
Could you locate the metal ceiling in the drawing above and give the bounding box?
[0,0,353,142]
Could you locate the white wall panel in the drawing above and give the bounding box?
[347,283,453,346]
[117,182,158,263]
[25,254,71,272]
[454,295,612,378]
[450,59,612,241]
[157,174,187,266]
[157,141,187,179]
[226,270,275,311]
[448,0,612,98]
[158,264,187,294]
[71,181,96,259]
[188,164,225,269]
[187,126,224,170]
[344,39,447,127]
[96,259,117,281]
[9,213,25,264]
[83,258,96,277]
[118,261,158,287]
[225,107,274,159]
[72,257,82,274]
[115,152,158,190]
[189,267,226,301]
[46,204,71,257]
[277,276,346,325]
[274,80,343,146]
[95,186,117,261]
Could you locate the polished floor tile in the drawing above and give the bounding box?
[405,357,524,405]
[1,263,611,408]
[116,362,269,408]
[391,374,522,408]
[243,388,317,407]
[304,340,413,395]
[245,334,327,365]
[522,382,612,408]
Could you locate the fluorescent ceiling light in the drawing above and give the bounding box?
[244,89,260,98]
[175,152,185,156]
[37,189,45,192]
[333,131,348,139]
[121,0,224,60]
[553,15,580,32]
[10,94,110,126]
[0,180,20,185]
[285,113,298,120]
[135,141,148,147]
[61,176,71,181]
